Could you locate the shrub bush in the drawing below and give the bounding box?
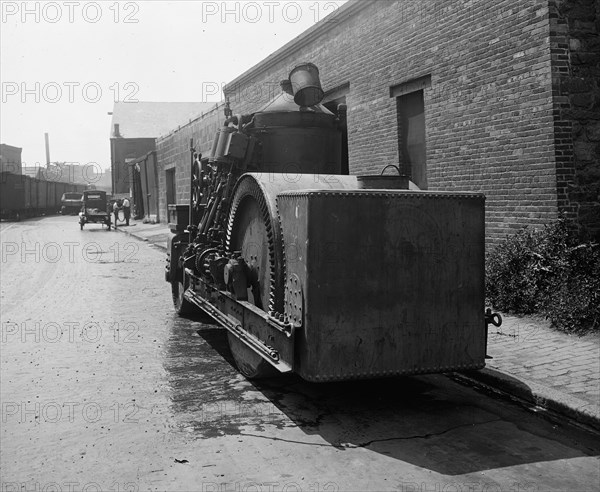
[486,218,600,334]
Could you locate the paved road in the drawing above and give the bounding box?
[1,216,599,492]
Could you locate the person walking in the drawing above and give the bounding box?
[122,197,131,226]
[113,200,120,228]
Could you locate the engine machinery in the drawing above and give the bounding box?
[165,63,500,381]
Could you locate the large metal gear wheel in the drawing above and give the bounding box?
[225,175,285,314]
[222,173,361,379]
[224,174,285,379]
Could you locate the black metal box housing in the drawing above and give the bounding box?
[168,204,189,233]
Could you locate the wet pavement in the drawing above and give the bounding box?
[1,216,599,492]
[120,218,600,433]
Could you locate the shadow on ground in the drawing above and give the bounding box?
[163,318,600,476]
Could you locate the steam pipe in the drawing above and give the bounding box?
[189,139,194,241]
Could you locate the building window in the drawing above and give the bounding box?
[391,75,430,190]
[166,168,176,205]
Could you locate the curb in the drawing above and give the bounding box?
[113,225,168,251]
[453,368,600,433]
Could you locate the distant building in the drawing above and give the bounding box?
[18,163,110,192]
[94,168,112,192]
[35,163,99,186]
[21,166,40,179]
[0,144,22,174]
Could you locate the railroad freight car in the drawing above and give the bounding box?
[0,172,86,220]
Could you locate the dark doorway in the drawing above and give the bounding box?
[131,162,144,219]
[397,90,427,189]
[323,97,349,176]
[166,168,176,205]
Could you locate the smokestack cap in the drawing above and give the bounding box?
[289,63,325,107]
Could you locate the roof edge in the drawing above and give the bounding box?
[0,143,23,151]
[224,0,373,94]
[156,102,227,142]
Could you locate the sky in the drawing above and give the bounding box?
[1,0,347,170]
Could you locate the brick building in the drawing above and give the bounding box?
[156,0,600,243]
[110,102,213,196]
[155,104,225,221]
[0,144,22,175]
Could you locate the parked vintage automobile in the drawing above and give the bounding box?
[79,190,111,230]
[60,192,83,215]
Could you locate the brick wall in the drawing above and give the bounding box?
[156,0,599,243]
[156,104,225,223]
[224,0,560,244]
[550,0,600,238]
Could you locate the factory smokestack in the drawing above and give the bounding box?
[44,133,50,166]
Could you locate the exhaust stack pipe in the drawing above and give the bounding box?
[289,63,325,107]
[44,133,50,166]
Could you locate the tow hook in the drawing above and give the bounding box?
[485,308,502,328]
[484,308,502,359]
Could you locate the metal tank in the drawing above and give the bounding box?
[245,76,343,176]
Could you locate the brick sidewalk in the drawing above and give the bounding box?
[484,314,600,426]
[118,220,600,429]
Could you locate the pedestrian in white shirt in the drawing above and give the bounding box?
[122,197,131,226]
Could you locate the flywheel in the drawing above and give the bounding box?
[226,175,285,314]
[224,175,285,379]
